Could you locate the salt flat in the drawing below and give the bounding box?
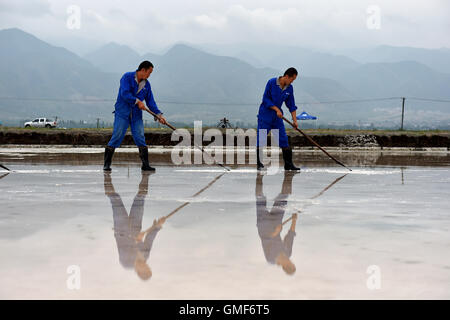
[0,156,449,299]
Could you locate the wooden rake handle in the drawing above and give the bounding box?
[282,116,352,171]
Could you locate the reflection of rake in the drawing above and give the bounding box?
[0,172,9,180]
[310,174,348,200]
[270,174,348,238]
[135,172,226,242]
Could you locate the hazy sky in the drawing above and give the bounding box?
[0,0,449,54]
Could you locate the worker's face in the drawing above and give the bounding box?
[142,67,153,79]
[135,260,152,280]
[285,74,297,85]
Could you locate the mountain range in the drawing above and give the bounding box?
[0,28,449,129]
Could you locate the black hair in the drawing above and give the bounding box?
[137,61,154,71]
[284,67,298,77]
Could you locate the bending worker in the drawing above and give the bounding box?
[103,61,167,171]
[104,172,166,280]
[257,67,300,171]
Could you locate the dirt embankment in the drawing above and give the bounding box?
[0,129,449,148]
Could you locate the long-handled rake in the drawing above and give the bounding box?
[144,107,230,172]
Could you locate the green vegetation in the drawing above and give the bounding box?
[285,128,450,136]
[1,126,448,136]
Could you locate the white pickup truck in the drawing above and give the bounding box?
[24,118,57,128]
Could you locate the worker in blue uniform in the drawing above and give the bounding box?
[103,61,167,171]
[257,67,300,171]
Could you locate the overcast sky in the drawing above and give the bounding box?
[0,0,449,54]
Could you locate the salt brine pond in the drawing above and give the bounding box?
[0,148,449,299]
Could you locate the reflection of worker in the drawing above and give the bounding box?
[255,171,298,275]
[104,172,166,280]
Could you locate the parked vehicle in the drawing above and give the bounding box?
[24,118,57,128]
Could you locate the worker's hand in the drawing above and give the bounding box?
[157,115,167,125]
[153,216,166,229]
[292,119,298,129]
[275,108,283,119]
[137,100,146,111]
[290,213,298,232]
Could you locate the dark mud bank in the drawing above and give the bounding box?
[0,130,449,148]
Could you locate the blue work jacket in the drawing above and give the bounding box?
[257,77,297,124]
[114,71,161,121]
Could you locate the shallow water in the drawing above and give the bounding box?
[0,159,449,299]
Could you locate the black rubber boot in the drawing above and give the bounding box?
[281,170,299,194]
[256,147,265,171]
[138,171,153,196]
[138,146,155,171]
[103,146,115,171]
[282,148,300,171]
